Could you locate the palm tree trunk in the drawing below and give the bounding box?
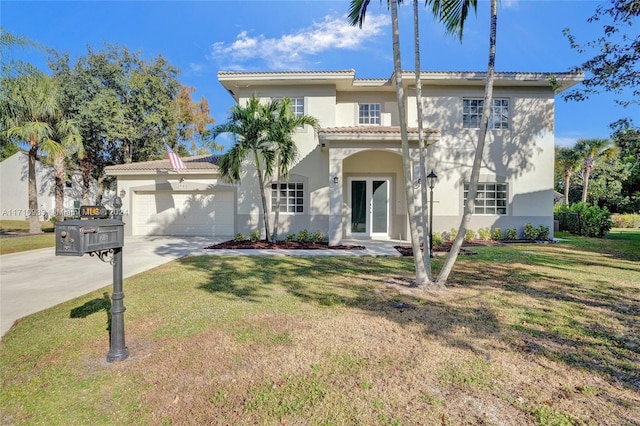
[582,166,591,203]
[563,170,571,205]
[272,159,282,243]
[413,0,434,284]
[27,142,41,234]
[253,149,271,242]
[437,0,497,286]
[390,0,428,285]
[54,154,65,222]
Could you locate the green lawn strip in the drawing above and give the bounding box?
[1,231,639,424]
[0,233,55,255]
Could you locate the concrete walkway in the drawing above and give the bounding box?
[0,236,402,339]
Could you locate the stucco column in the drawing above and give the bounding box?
[328,150,343,246]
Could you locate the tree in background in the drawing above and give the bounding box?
[563,0,639,110]
[555,146,582,205]
[0,71,71,233]
[175,85,219,155]
[574,138,619,203]
[49,44,215,200]
[612,120,640,212]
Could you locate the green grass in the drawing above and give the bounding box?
[1,230,639,425]
[0,219,56,255]
[0,233,55,255]
[0,219,55,233]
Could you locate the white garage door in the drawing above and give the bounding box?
[133,191,234,236]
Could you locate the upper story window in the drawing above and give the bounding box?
[464,183,508,215]
[462,98,509,129]
[359,103,381,125]
[273,97,304,118]
[271,182,304,213]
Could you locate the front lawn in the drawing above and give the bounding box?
[1,231,639,425]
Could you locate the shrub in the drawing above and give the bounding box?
[449,228,458,241]
[464,229,476,243]
[249,230,260,242]
[491,227,503,241]
[432,232,443,247]
[309,230,326,243]
[234,233,245,242]
[297,229,309,243]
[284,233,296,242]
[523,223,538,240]
[537,225,550,241]
[611,213,640,228]
[506,227,519,240]
[478,227,492,241]
[567,203,612,237]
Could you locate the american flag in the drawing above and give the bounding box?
[165,143,186,171]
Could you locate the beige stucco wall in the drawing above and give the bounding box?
[414,85,556,236]
[220,78,559,242]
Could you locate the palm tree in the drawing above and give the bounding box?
[349,0,476,288]
[349,0,430,285]
[574,138,619,203]
[436,0,496,286]
[50,120,84,222]
[1,71,65,233]
[268,97,319,242]
[555,146,581,205]
[211,95,276,242]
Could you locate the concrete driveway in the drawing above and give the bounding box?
[0,236,218,338]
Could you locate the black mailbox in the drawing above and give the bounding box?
[55,219,124,256]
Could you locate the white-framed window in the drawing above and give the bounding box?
[462,98,509,129]
[271,182,304,213]
[464,183,508,215]
[359,103,381,125]
[273,97,304,118]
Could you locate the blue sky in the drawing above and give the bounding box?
[3,0,637,151]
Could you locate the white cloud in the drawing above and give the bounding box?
[211,13,389,70]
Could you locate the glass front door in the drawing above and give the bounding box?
[350,178,389,237]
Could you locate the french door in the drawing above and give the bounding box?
[349,178,389,238]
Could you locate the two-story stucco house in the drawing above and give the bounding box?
[106,69,582,245]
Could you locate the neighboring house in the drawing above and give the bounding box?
[0,151,96,220]
[106,69,582,244]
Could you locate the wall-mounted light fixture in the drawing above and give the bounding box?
[119,189,126,197]
[333,176,339,185]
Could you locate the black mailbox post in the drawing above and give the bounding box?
[55,200,128,362]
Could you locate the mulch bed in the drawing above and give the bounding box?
[205,240,365,250]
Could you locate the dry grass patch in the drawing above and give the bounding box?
[1,232,639,425]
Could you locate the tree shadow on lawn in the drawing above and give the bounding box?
[454,248,640,392]
[188,255,500,355]
[182,250,640,393]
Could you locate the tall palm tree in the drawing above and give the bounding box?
[413,0,433,281]
[574,138,619,203]
[211,95,276,242]
[349,0,476,288]
[1,71,65,233]
[268,97,319,242]
[436,0,496,286]
[349,0,429,285]
[555,146,581,205]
